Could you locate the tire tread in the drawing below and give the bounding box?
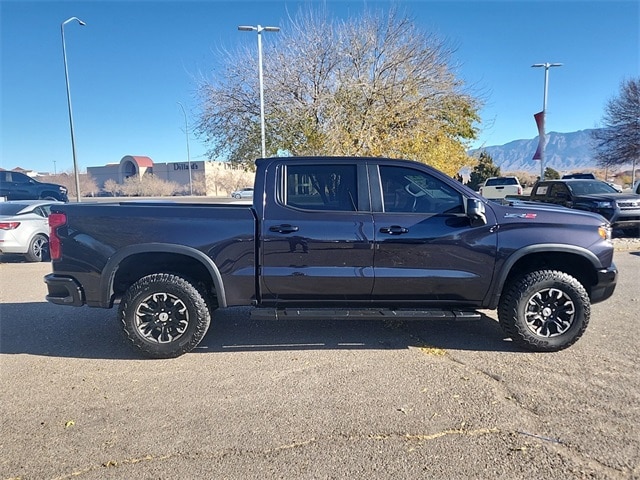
[119,273,211,358]
[498,270,590,352]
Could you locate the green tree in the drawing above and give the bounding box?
[467,151,500,190]
[544,167,561,179]
[592,78,640,183]
[196,6,481,176]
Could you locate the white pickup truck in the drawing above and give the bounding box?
[479,176,523,200]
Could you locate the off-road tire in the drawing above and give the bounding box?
[498,270,590,352]
[119,273,211,358]
[25,234,48,262]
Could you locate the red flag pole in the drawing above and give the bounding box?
[532,63,563,179]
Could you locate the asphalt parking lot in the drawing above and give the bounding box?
[1,248,639,479]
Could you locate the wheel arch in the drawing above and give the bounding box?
[488,244,603,309]
[39,191,62,201]
[25,232,50,261]
[100,244,227,308]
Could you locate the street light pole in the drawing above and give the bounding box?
[238,24,280,158]
[61,16,86,202]
[531,62,563,180]
[176,102,193,195]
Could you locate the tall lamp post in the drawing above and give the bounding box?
[176,102,193,195]
[531,62,563,180]
[238,24,280,158]
[61,16,86,202]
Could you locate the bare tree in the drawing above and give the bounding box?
[196,6,480,176]
[190,172,208,196]
[41,172,99,198]
[103,179,120,196]
[119,174,180,197]
[592,78,640,182]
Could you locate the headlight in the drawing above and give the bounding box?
[598,225,612,241]
[60,187,68,193]
[594,201,614,208]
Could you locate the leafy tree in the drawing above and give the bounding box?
[592,78,640,178]
[544,167,561,179]
[467,151,500,190]
[196,6,481,176]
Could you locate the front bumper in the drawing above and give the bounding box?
[44,274,85,307]
[590,262,618,304]
[606,207,640,230]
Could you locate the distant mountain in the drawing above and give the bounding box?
[469,129,600,173]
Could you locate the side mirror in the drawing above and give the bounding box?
[467,198,487,226]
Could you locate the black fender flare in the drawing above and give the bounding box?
[99,243,227,308]
[485,243,604,309]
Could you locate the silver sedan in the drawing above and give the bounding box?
[231,187,253,199]
[0,200,62,262]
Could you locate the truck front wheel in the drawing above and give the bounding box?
[119,273,211,358]
[498,270,590,352]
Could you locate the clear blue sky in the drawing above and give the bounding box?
[1,0,638,174]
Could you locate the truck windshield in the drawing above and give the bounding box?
[568,181,618,195]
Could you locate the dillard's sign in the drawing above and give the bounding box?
[173,163,198,171]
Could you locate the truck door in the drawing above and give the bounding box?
[260,162,375,304]
[2,172,32,200]
[371,163,498,303]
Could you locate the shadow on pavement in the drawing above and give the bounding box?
[0,302,518,360]
[0,254,32,264]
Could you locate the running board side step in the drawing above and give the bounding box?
[250,308,481,321]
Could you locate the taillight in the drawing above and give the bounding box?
[518,186,523,195]
[48,213,67,261]
[0,222,20,230]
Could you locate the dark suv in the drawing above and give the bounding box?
[0,171,68,202]
[530,179,640,236]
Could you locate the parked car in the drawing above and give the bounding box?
[634,180,640,195]
[479,176,523,200]
[0,171,68,202]
[530,179,640,236]
[0,200,62,262]
[231,187,253,199]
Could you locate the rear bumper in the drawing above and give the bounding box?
[591,263,618,304]
[0,235,27,254]
[44,274,85,307]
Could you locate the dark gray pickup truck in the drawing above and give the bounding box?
[529,179,640,236]
[45,157,617,358]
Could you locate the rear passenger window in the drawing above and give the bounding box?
[283,164,358,211]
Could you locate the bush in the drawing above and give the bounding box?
[118,174,180,197]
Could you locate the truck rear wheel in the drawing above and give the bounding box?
[498,270,590,352]
[119,273,211,358]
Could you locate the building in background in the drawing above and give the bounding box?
[88,155,241,196]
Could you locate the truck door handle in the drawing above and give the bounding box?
[269,224,300,234]
[379,225,409,235]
